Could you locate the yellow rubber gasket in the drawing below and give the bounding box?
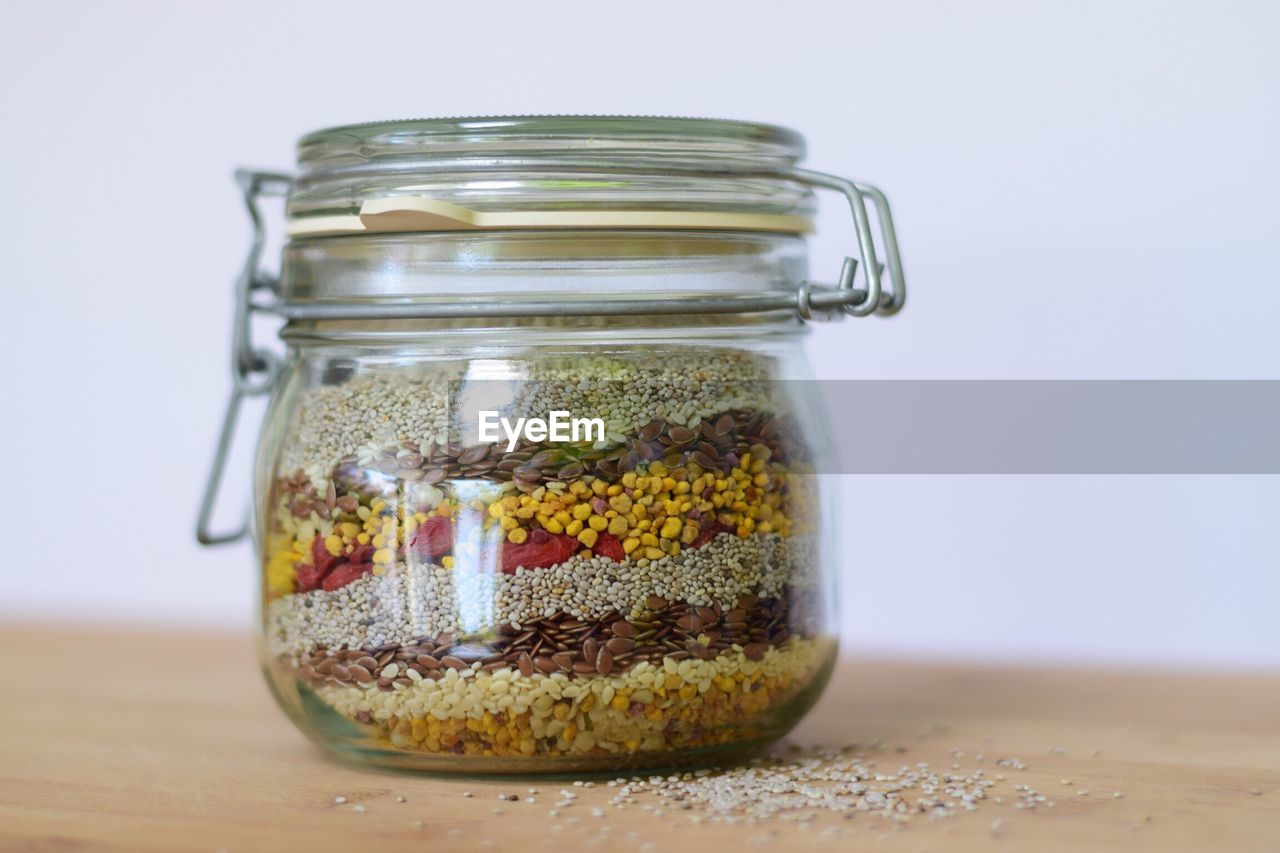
[287,196,813,238]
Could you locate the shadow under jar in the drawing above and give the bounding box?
[201,116,905,774]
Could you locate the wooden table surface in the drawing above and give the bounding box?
[1,625,1276,852]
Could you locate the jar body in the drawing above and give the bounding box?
[208,115,909,774]
[254,225,840,773]
[256,323,838,773]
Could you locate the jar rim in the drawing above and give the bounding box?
[288,116,815,239]
[297,115,806,166]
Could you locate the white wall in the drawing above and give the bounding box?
[2,0,1277,666]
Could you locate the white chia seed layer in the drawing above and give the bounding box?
[280,350,780,483]
[281,370,459,485]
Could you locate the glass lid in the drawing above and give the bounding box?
[287,116,817,237]
[298,115,807,164]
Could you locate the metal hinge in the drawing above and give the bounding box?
[195,169,289,545]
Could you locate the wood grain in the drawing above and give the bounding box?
[0,624,1276,852]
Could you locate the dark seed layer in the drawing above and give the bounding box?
[294,592,796,691]
[309,408,803,497]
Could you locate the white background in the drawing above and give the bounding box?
[2,1,1277,666]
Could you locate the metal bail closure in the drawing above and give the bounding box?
[784,168,906,318]
[272,165,905,325]
[197,161,905,543]
[196,169,290,545]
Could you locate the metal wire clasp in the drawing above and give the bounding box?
[785,168,906,318]
[195,169,290,545]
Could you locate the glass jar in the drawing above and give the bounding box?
[198,116,904,774]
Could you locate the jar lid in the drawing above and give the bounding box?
[219,120,904,355]
[287,116,817,237]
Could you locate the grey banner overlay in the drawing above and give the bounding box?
[445,378,1278,474]
[818,381,1280,473]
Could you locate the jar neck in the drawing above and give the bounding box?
[278,230,811,345]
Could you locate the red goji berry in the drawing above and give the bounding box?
[311,534,342,575]
[295,561,328,593]
[499,533,579,574]
[296,535,342,592]
[411,515,453,561]
[321,561,373,591]
[690,522,729,549]
[593,532,626,562]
